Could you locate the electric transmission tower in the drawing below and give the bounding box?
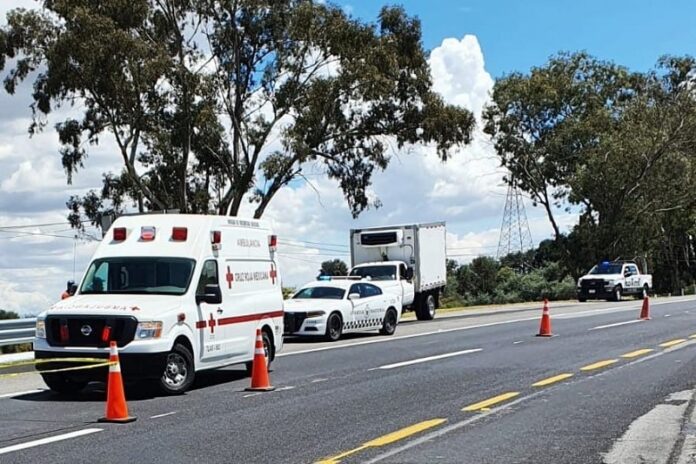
[496,179,534,259]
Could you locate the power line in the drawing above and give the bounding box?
[282,238,349,249]
[0,219,91,230]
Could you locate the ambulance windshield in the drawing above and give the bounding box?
[80,257,196,295]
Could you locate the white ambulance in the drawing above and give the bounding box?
[34,214,283,395]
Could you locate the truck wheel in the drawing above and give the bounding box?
[324,312,343,342]
[380,308,398,336]
[416,293,436,321]
[635,285,649,300]
[245,330,274,375]
[612,286,622,302]
[42,374,87,394]
[158,343,195,395]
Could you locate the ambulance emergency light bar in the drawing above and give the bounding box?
[112,226,190,242]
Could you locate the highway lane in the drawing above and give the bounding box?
[1,296,695,463]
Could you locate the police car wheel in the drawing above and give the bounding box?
[245,330,273,375]
[158,343,194,395]
[325,312,343,342]
[42,374,87,394]
[613,286,622,302]
[380,308,398,336]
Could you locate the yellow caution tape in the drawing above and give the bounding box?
[0,361,116,379]
[0,357,108,369]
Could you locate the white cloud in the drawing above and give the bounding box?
[0,32,579,314]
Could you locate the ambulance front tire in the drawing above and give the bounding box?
[157,342,195,395]
[42,374,87,394]
[245,329,274,375]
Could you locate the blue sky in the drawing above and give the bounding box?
[347,0,696,76]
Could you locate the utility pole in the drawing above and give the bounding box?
[496,179,534,262]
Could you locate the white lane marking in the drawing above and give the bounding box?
[279,317,539,357]
[365,338,696,464]
[0,428,102,456]
[665,314,671,317]
[276,386,296,392]
[311,378,329,383]
[370,349,482,370]
[150,412,177,419]
[513,341,524,345]
[589,320,645,331]
[243,392,262,398]
[0,389,45,399]
[279,298,696,358]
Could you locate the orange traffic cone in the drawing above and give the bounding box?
[98,341,136,423]
[639,296,651,320]
[537,299,553,337]
[245,329,275,392]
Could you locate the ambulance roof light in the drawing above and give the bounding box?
[172,227,188,241]
[211,230,221,244]
[113,227,127,242]
[140,226,156,241]
[269,234,277,251]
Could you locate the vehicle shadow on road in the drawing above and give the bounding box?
[14,368,250,403]
[283,332,379,344]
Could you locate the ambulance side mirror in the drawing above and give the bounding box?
[197,284,222,305]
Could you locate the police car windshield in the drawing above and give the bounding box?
[293,287,345,300]
[80,257,196,295]
[590,263,624,275]
[349,265,396,281]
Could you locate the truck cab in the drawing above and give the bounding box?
[577,261,652,302]
[348,261,415,309]
[34,214,284,395]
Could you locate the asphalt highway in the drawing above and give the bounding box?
[2,296,696,463]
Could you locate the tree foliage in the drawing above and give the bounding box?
[0,1,474,226]
[484,52,696,291]
[320,258,348,276]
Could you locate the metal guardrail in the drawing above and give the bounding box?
[0,318,36,347]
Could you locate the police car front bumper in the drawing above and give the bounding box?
[283,312,326,336]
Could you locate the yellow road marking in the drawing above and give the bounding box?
[660,339,687,348]
[316,418,446,464]
[462,392,520,412]
[580,359,618,371]
[532,373,573,387]
[621,349,654,358]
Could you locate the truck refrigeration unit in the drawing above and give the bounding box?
[348,222,447,320]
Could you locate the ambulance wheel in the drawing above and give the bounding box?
[245,330,273,375]
[325,312,343,342]
[42,374,87,394]
[158,343,194,395]
[380,308,398,336]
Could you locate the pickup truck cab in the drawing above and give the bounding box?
[348,261,414,310]
[577,261,652,302]
[34,214,284,395]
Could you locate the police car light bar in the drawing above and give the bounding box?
[140,226,156,241]
[113,227,127,241]
[172,227,188,241]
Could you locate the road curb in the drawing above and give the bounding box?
[673,388,696,464]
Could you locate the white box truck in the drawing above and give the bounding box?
[348,222,447,320]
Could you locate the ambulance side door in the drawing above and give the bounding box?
[195,259,224,361]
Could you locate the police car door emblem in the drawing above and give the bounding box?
[80,325,92,336]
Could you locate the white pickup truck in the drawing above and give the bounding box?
[348,223,447,320]
[577,261,652,302]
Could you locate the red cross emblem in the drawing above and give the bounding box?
[208,313,216,334]
[269,263,277,285]
[226,266,234,289]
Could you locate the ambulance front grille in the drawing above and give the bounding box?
[45,315,138,348]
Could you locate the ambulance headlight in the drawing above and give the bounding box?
[306,311,326,318]
[136,321,163,339]
[35,319,46,339]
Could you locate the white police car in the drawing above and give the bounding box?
[284,278,401,341]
